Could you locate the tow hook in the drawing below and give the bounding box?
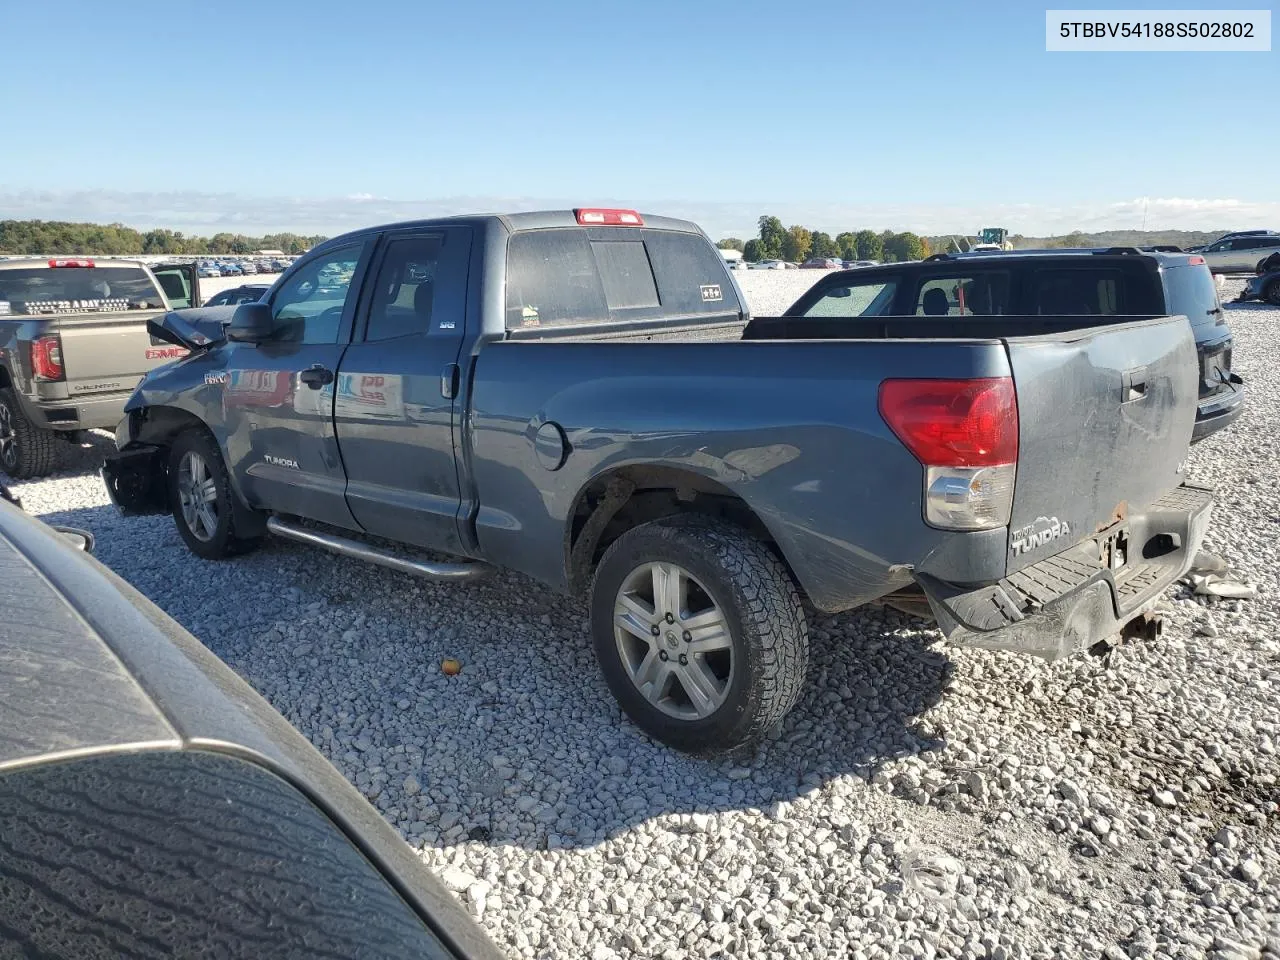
[1121,611,1164,644]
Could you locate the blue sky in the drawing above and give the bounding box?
[2,0,1275,238]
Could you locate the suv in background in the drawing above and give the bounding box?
[779,247,1243,442]
[1196,232,1280,274]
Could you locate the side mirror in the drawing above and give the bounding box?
[227,302,276,343]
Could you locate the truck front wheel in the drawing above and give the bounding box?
[0,389,58,479]
[590,515,809,754]
[167,430,263,560]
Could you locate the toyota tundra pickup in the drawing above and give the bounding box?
[102,209,1213,753]
[0,257,200,477]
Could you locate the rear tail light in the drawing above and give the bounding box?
[48,258,95,268]
[1187,255,1206,266]
[574,208,644,226]
[879,378,1018,530]
[30,334,65,381]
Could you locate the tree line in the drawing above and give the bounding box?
[0,220,327,256]
[718,216,929,264]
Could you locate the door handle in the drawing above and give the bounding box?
[441,362,460,400]
[1121,368,1147,403]
[300,365,334,390]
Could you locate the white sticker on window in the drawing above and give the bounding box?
[700,284,723,302]
[0,302,9,315]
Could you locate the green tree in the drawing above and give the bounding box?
[716,237,744,252]
[757,215,786,260]
[835,232,857,260]
[743,238,763,262]
[809,231,837,258]
[883,232,927,263]
[854,230,883,261]
[782,225,812,263]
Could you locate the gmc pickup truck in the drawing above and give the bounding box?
[103,209,1214,753]
[0,257,200,477]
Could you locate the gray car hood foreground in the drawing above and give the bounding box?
[0,499,503,960]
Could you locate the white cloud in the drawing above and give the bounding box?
[1,188,1275,240]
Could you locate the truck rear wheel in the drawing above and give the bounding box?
[590,515,808,755]
[167,430,263,560]
[1267,279,1280,306]
[0,389,58,479]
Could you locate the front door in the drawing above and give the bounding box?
[222,240,371,530]
[334,227,473,553]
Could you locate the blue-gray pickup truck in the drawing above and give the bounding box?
[102,209,1214,753]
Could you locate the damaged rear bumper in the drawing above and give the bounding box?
[917,484,1213,660]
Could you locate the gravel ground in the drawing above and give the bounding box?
[7,277,1278,959]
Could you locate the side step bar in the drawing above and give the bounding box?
[266,516,493,582]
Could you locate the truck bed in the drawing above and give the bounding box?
[468,312,1199,614]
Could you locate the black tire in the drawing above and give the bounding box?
[0,388,58,479]
[1266,279,1280,307]
[167,429,263,560]
[590,514,809,755]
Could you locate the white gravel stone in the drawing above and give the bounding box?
[7,276,1279,959]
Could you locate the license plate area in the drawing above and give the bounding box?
[1099,526,1130,572]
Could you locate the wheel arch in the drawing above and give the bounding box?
[563,463,805,601]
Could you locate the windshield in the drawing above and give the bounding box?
[0,266,165,315]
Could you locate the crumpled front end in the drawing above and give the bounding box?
[917,484,1213,660]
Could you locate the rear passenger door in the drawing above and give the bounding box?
[334,227,474,553]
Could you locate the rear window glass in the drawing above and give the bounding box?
[505,228,735,329]
[913,272,1012,316]
[591,240,659,310]
[1030,267,1128,315]
[1162,263,1222,330]
[0,266,165,316]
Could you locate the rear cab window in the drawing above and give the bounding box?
[504,228,739,330]
[913,272,1012,316]
[0,263,166,316]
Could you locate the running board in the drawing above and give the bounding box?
[266,516,493,582]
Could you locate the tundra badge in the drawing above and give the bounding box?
[1010,516,1071,557]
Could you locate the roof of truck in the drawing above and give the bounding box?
[311,210,706,251]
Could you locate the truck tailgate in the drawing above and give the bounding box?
[1005,315,1198,573]
[55,311,178,397]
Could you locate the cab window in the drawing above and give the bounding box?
[801,278,898,317]
[364,235,445,341]
[270,243,364,343]
[913,272,1011,315]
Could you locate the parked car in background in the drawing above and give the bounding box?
[219,261,243,276]
[107,208,1213,754]
[747,259,787,270]
[1235,268,1280,306]
[0,257,200,477]
[770,247,1243,443]
[197,262,222,278]
[800,257,843,269]
[843,260,879,268]
[203,282,271,307]
[1196,232,1280,274]
[0,487,503,960]
[240,261,259,275]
